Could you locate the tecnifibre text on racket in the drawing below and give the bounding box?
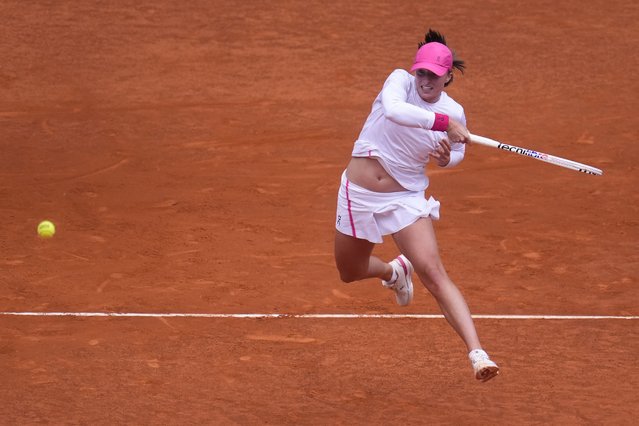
[469,133,603,176]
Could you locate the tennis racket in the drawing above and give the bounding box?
[469,133,603,176]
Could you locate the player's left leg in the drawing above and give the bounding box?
[392,217,481,349]
[392,217,499,381]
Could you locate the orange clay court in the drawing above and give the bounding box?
[1,1,638,424]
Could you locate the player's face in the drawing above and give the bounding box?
[415,69,451,103]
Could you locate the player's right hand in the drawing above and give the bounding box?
[446,118,470,144]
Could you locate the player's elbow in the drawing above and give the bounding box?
[383,105,402,123]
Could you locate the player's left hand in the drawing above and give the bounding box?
[430,138,451,167]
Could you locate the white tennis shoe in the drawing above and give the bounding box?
[382,255,414,306]
[469,349,500,382]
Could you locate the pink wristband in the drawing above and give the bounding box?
[432,113,449,132]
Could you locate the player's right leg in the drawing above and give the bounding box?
[334,231,413,306]
[334,230,390,283]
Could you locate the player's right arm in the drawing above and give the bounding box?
[380,69,469,143]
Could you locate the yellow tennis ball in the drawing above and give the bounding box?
[37,220,56,238]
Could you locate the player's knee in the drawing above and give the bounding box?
[335,256,359,282]
[338,269,360,283]
[336,264,366,283]
[415,263,449,293]
[421,279,445,295]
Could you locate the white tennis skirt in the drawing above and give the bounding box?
[335,171,440,243]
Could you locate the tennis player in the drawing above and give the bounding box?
[334,29,499,382]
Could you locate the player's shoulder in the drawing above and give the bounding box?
[382,69,415,93]
[386,68,413,83]
[379,69,414,94]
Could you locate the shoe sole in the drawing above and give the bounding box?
[475,362,500,382]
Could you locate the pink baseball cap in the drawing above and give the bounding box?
[410,42,453,76]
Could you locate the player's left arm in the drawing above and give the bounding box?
[433,109,466,168]
[428,138,463,167]
[443,139,465,168]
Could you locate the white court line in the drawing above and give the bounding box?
[0,312,637,319]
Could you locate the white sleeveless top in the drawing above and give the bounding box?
[352,69,466,191]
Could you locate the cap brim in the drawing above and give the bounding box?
[410,62,449,76]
